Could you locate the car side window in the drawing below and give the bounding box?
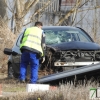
[77,31,91,42]
[16,33,23,47]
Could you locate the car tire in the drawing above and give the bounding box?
[8,64,18,78]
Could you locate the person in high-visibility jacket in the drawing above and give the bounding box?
[19,22,45,83]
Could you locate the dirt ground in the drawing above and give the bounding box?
[0,70,53,96]
[0,69,51,84]
[0,73,7,80]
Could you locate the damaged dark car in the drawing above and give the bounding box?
[4,26,100,78]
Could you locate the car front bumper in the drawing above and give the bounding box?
[54,61,100,66]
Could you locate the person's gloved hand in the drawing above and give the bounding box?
[41,57,45,63]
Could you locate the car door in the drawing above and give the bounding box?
[11,33,23,73]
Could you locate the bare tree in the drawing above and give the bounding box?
[5,0,54,35]
[23,0,52,26]
[14,0,40,35]
[4,0,100,41]
[55,0,81,26]
[55,0,91,26]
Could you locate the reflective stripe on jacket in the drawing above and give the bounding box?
[20,27,43,56]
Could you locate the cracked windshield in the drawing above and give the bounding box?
[44,28,92,45]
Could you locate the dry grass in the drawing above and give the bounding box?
[0,75,99,100]
[0,17,16,69]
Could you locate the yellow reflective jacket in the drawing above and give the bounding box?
[20,27,43,56]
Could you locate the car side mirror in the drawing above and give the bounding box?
[4,48,18,56]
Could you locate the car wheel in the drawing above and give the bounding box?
[8,64,18,78]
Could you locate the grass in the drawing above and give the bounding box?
[2,84,26,92]
[0,76,100,100]
[0,78,26,92]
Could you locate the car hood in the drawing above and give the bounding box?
[48,41,100,51]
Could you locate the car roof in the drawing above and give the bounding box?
[42,26,78,29]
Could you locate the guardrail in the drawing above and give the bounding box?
[37,63,100,84]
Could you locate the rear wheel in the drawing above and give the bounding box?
[8,64,18,78]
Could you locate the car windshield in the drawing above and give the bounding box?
[43,27,93,45]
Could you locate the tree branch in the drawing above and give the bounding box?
[22,0,39,17]
[55,0,81,26]
[32,0,51,17]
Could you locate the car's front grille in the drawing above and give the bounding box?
[54,50,100,62]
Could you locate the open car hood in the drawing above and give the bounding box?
[49,41,100,51]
